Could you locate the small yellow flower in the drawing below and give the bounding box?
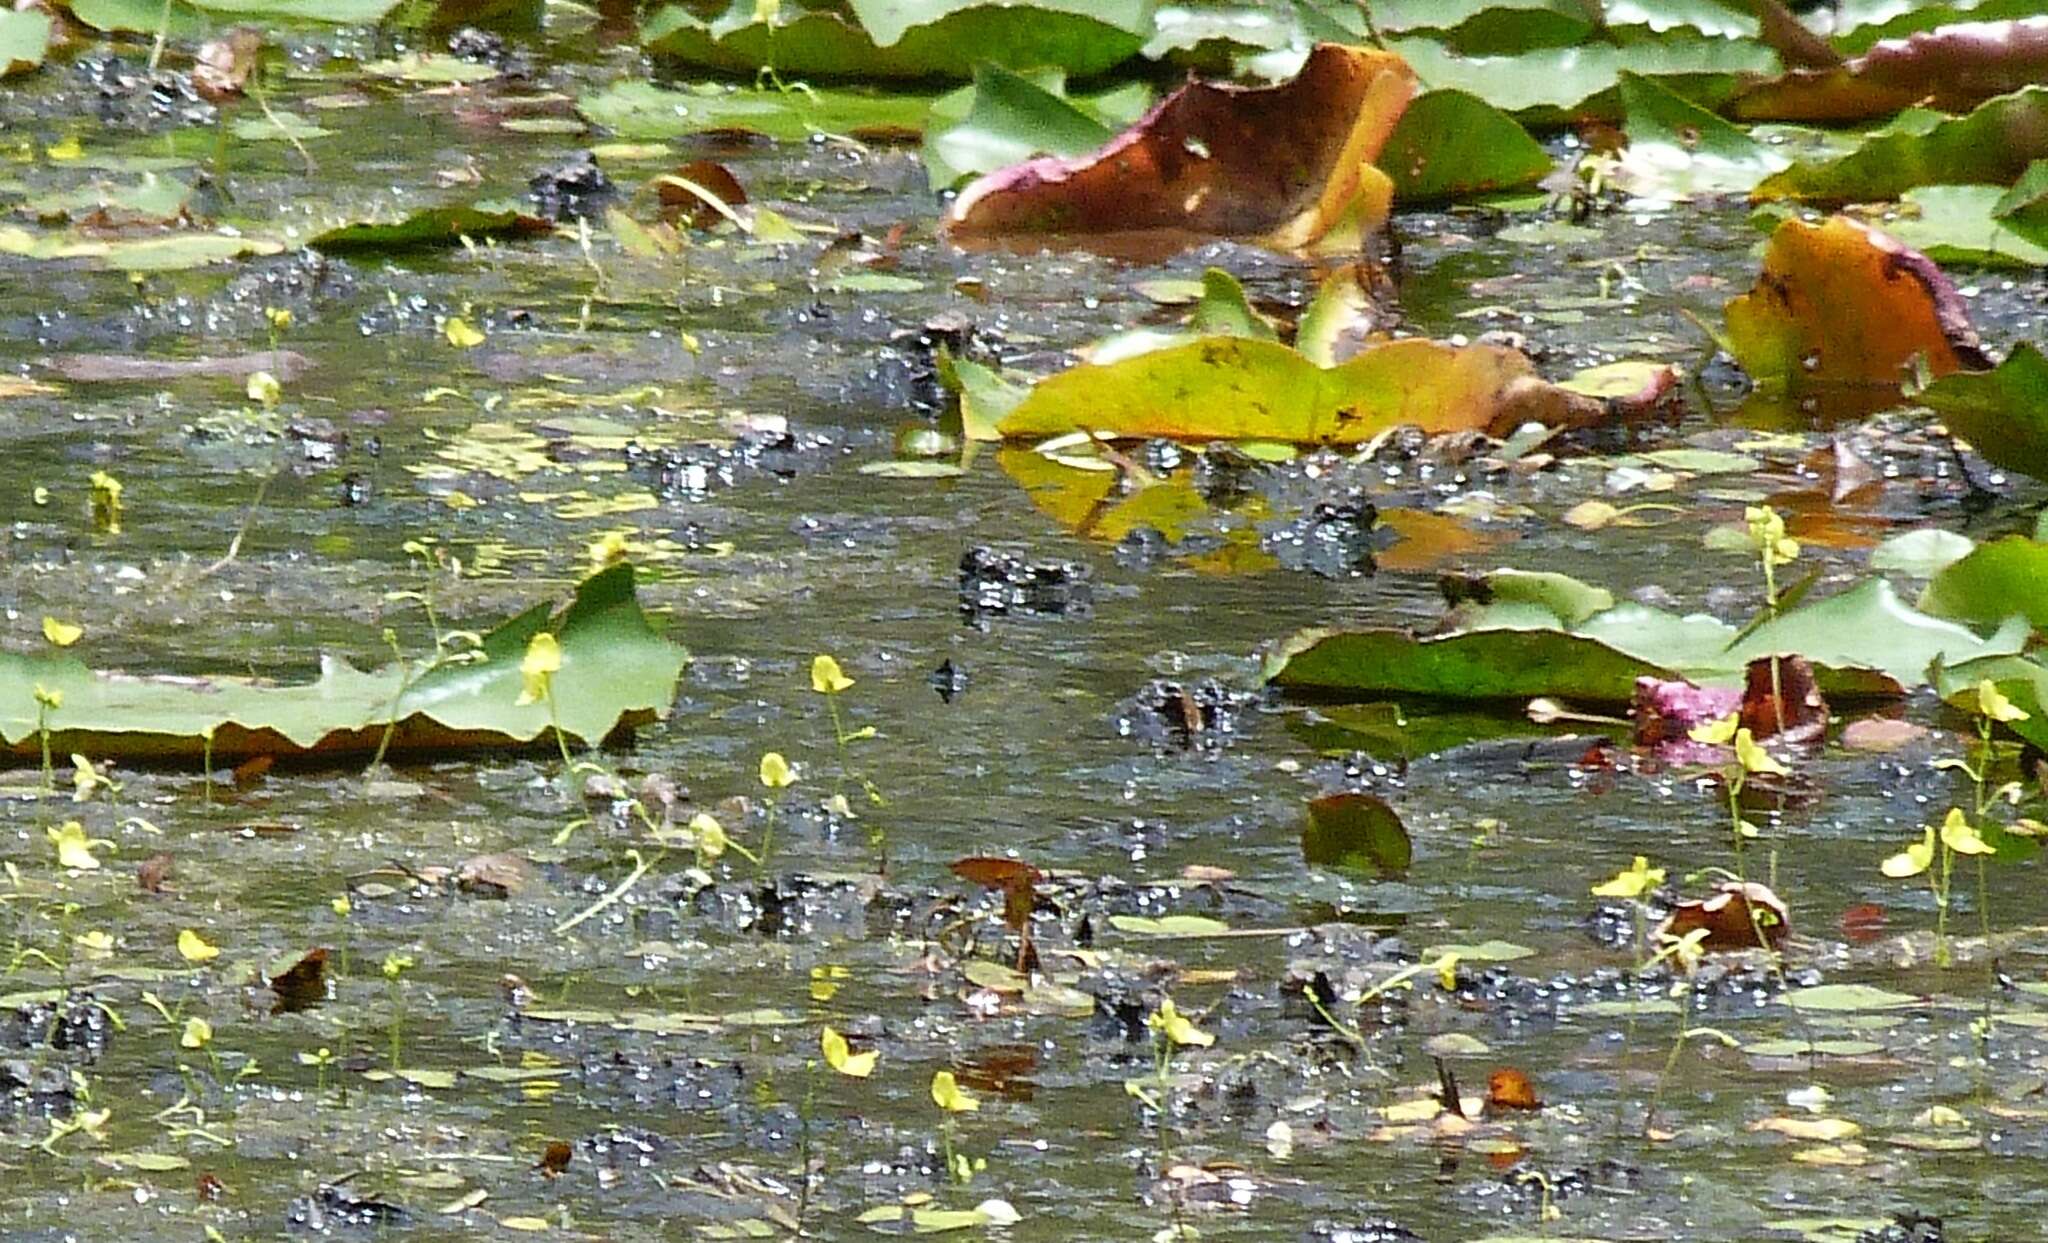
[1436,952,1461,991]
[1147,996,1214,1048]
[1688,713,1738,746]
[517,632,562,706]
[811,655,854,695]
[821,1026,877,1078]
[1977,679,2030,724]
[588,531,629,570]
[90,470,123,534]
[759,752,795,789]
[41,617,82,647]
[33,684,62,710]
[246,370,282,408]
[1744,504,1799,568]
[930,1069,980,1112]
[444,316,485,348]
[689,812,729,861]
[48,820,102,871]
[265,307,293,331]
[1939,807,1995,857]
[1734,728,1790,778]
[1591,855,1666,899]
[180,1017,212,1050]
[332,894,352,918]
[382,952,414,979]
[177,929,221,963]
[1881,827,1936,879]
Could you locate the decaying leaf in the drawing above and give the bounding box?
[1724,215,1992,391]
[1486,1067,1542,1111]
[946,43,1414,255]
[192,29,262,102]
[1739,654,1828,743]
[1732,19,2048,122]
[536,1140,572,1178]
[1301,791,1412,878]
[950,856,1040,937]
[1658,882,1791,952]
[269,947,329,1013]
[656,160,747,229]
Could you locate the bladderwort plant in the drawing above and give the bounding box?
[1129,996,1213,1241]
[810,654,891,871]
[1687,715,1792,958]
[929,1068,982,1185]
[1742,504,1805,736]
[756,750,797,877]
[1879,679,2036,968]
[367,577,485,778]
[382,951,415,1072]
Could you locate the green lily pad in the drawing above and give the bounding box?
[1781,983,1922,1012]
[643,0,1148,81]
[1869,528,1975,577]
[578,80,933,144]
[309,203,552,251]
[1616,70,1788,198]
[363,52,503,83]
[1920,534,2048,631]
[1302,791,1412,878]
[0,9,51,76]
[1742,1038,1887,1057]
[1754,85,2048,204]
[1917,342,2048,482]
[1107,914,1233,937]
[1879,184,2048,268]
[232,111,333,142]
[1423,939,1535,962]
[1995,157,2048,247]
[1268,577,2026,702]
[1379,89,1551,203]
[855,1204,996,1233]
[921,64,1149,191]
[1386,33,1777,123]
[0,562,687,763]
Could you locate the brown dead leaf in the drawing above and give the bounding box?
[1840,718,1928,753]
[1659,881,1791,952]
[1753,1115,1862,1141]
[192,29,262,103]
[1740,654,1827,743]
[457,851,532,898]
[1724,215,1991,390]
[137,852,174,894]
[1486,1067,1542,1111]
[536,1140,572,1178]
[1732,17,2048,121]
[946,43,1414,255]
[268,947,329,1014]
[657,160,747,229]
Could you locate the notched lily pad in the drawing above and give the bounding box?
[0,563,687,763]
[309,203,554,252]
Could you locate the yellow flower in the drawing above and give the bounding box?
[1688,713,1738,745]
[41,617,82,647]
[1591,855,1665,899]
[444,316,485,349]
[48,820,102,870]
[1939,807,1995,857]
[1744,504,1798,568]
[689,812,729,861]
[930,1069,979,1112]
[33,684,62,710]
[1977,679,2030,724]
[1735,728,1790,778]
[177,929,220,963]
[811,655,854,695]
[517,632,561,706]
[246,370,281,408]
[1436,952,1461,991]
[1147,996,1214,1049]
[588,531,629,570]
[90,470,123,534]
[1881,827,1936,879]
[821,1026,877,1078]
[759,752,795,789]
[180,1017,212,1050]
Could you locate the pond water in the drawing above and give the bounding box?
[4,17,2048,1243]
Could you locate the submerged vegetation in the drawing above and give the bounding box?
[8,0,2048,1240]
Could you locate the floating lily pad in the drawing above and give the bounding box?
[0,9,51,77]
[309,203,553,251]
[1302,791,1412,878]
[1781,983,1921,1012]
[578,80,932,143]
[1753,85,2048,203]
[644,0,1149,81]
[0,563,687,763]
[1915,342,2048,481]
[1107,914,1233,936]
[1268,577,2026,702]
[1379,88,1551,203]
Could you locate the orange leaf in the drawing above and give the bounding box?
[1659,882,1791,952]
[946,43,1415,255]
[1724,216,1990,391]
[1486,1067,1542,1111]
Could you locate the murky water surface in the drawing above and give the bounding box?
[4,18,2048,1243]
